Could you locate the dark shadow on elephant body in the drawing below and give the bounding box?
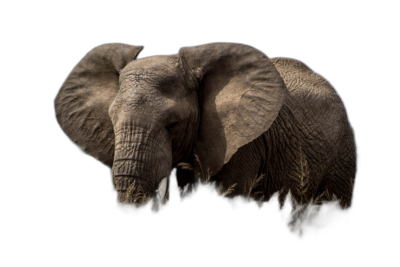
[210,96,304,204]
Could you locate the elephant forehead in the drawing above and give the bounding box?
[114,87,177,120]
[112,56,191,121]
[119,59,187,97]
[120,55,182,84]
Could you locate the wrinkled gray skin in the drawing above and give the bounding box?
[55,43,356,208]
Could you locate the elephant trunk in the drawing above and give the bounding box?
[112,122,171,203]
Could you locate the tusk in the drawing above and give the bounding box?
[156,177,168,202]
[177,162,194,171]
[169,168,180,205]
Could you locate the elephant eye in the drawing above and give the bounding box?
[166,121,178,133]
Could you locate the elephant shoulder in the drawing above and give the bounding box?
[272,58,349,145]
[271,57,337,100]
[271,57,345,116]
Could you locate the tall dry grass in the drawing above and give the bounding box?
[288,144,346,233]
[118,147,354,237]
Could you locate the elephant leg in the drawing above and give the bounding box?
[208,137,267,200]
[317,131,356,208]
[321,161,355,208]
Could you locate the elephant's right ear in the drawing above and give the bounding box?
[55,43,143,167]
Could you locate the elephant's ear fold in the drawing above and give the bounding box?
[55,43,143,167]
[179,43,287,175]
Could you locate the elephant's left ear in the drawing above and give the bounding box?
[179,43,287,175]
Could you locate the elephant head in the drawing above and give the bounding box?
[55,43,287,204]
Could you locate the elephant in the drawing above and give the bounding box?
[54,42,356,208]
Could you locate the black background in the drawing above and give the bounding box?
[16,5,395,261]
